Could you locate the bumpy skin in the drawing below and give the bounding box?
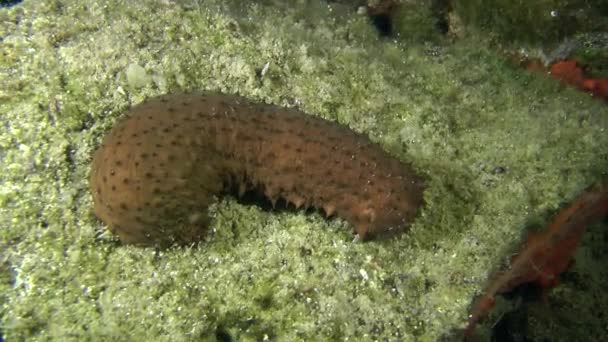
[90,93,425,247]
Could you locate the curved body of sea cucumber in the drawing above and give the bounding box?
[90,93,425,247]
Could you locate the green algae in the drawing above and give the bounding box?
[452,0,608,45]
[1,0,607,341]
[569,32,608,78]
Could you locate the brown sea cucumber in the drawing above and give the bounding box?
[90,93,425,247]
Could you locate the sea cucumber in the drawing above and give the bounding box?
[89,93,425,247]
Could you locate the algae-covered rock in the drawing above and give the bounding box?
[0,0,607,341]
[452,0,608,44]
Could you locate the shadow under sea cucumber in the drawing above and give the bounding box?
[89,92,425,247]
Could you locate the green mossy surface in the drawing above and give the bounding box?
[0,0,607,340]
[570,32,608,78]
[452,0,608,45]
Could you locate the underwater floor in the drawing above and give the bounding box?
[1,1,607,340]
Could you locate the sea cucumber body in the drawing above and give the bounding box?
[90,93,424,247]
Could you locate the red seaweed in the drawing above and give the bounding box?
[464,179,608,336]
[549,59,608,102]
